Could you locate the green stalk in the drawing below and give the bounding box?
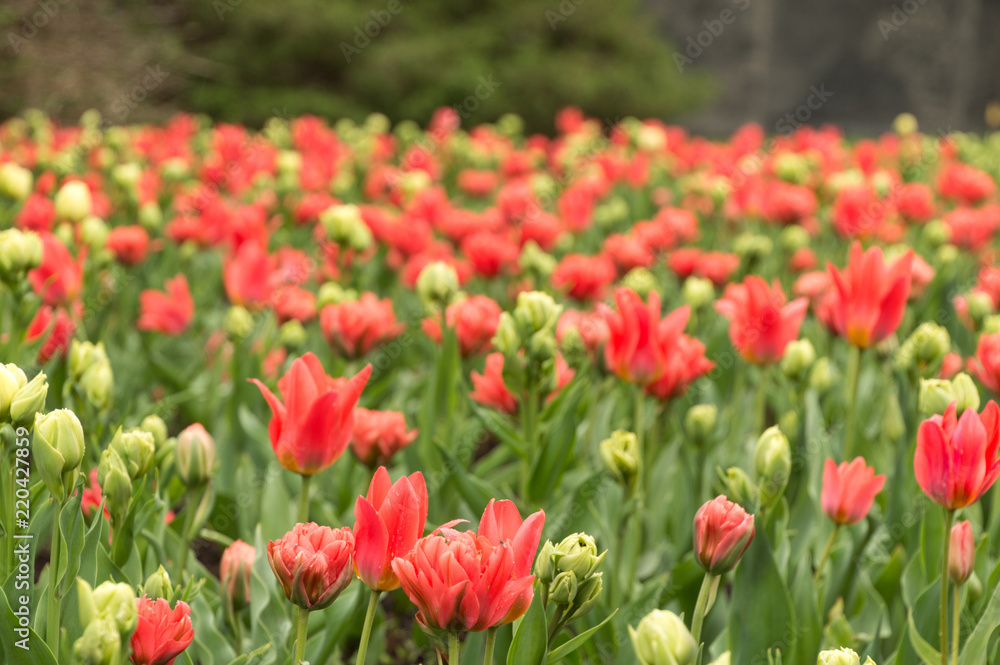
[483,626,498,665]
[690,573,715,645]
[813,525,840,585]
[520,385,539,499]
[952,584,961,665]
[843,345,862,459]
[448,632,461,665]
[355,589,381,665]
[46,510,62,652]
[635,389,646,500]
[941,509,954,665]
[295,607,309,664]
[176,488,197,581]
[297,474,311,523]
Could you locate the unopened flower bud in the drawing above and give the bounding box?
[224,305,255,340]
[55,180,93,221]
[0,162,32,200]
[138,201,162,230]
[621,268,657,299]
[279,320,307,349]
[513,291,562,336]
[707,653,731,665]
[80,216,108,250]
[143,566,173,601]
[552,533,606,579]
[809,358,835,393]
[175,423,215,486]
[694,495,755,574]
[893,112,918,136]
[416,261,459,310]
[79,579,137,634]
[320,204,372,251]
[817,648,861,665]
[682,276,715,309]
[922,220,951,247]
[629,609,697,665]
[949,520,974,584]
[895,322,950,373]
[493,313,521,356]
[966,292,995,327]
[599,430,638,486]
[565,572,603,620]
[221,540,256,610]
[778,225,810,252]
[720,466,759,509]
[0,365,23,421]
[733,233,773,260]
[140,415,168,450]
[109,428,156,479]
[684,404,717,443]
[951,372,981,414]
[548,570,578,605]
[74,617,121,665]
[781,339,816,381]
[883,391,906,441]
[97,451,133,521]
[34,409,85,502]
[535,540,556,584]
[0,229,43,280]
[754,426,791,509]
[317,282,357,308]
[519,241,556,277]
[81,362,114,412]
[919,378,955,416]
[10,371,48,425]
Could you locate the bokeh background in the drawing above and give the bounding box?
[2,0,998,134]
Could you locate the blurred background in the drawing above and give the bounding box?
[1,0,998,135]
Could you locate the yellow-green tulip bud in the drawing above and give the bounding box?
[893,112,918,136]
[535,540,556,584]
[934,244,959,271]
[817,648,861,665]
[629,609,698,665]
[519,241,556,277]
[493,313,521,356]
[279,320,307,349]
[621,268,658,299]
[778,225,810,252]
[774,152,810,184]
[754,425,791,509]
[142,566,173,601]
[224,305,255,341]
[781,339,816,381]
[552,533,606,579]
[97,451,133,521]
[599,430,639,485]
[809,357,835,393]
[90,581,137,633]
[110,428,156,479]
[112,163,141,189]
[513,291,562,336]
[317,282,357,309]
[0,162,32,200]
[883,391,906,442]
[565,573,603,620]
[684,404,718,443]
[74,617,121,665]
[895,322,950,373]
[682,276,715,310]
[0,229,43,280]
[33,409,85,501]
[548,570,578,605]
[80,216,108,250]
[0,365,23,421]
[919,378,955,416]
[138,201,162,230]
[720,466,759,508]
[81,362,114,412]
[10,371,48,426]
[320,204,372,251]
[416,261,460,310]
[952,372,981,414]
[55,180,93,221]
[139,415,168,450]
[733,233,773,260]
[707,653,731,665]
[175,423,215,486]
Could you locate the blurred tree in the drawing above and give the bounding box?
[174,0,713,131]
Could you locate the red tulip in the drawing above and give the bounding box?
[250,353,371,476]
[714,276,808,365]
[970,332,1000,394]
[130,597,194,665]
[826,241,913,348]
[470,353,518,414]
[138,274,194,336]
[693,495,755,575]
[462,231,519,278]
[552,254,617,301]
[949,520,974,584]
[391,526,535,633]
[422,295,502,357]
[915,401,1000,509]
[353,467,428,591]
[220,539,256,609]
[821,457,886,525]
[597,287,691,386]
[106,225,151,265]
[644,334,714,402]
[350,408,418,468]
[28,233,82,306]
[25,305,75,363]
[267,522,355,610]
[556,309,610,355]
[224,240,274,307]
[272,284,317,324]
[319,293,405,358]
[477,500,544,624]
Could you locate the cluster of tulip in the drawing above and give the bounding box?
[4,106,1000,665]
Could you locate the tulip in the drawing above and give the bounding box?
[915,401,1000,510]
[138,275,194,336]
[714,276,808,365]
[534,532,605,625]
[34,409,85,502]
[224,241,275,308]
[754,426,791,509]
[693,496,755,576]
[319,293,405,358]
[174,423,215,486]
[781,339,816,381]
[600,430,639,486]
[684,405,717,444]
[970,331,1000,395]
[826,242,913,349]
[350,408,418,468]
[476,499,545,624]
[250,353,371,477]
[220,540,256,610]
[0,228,42,283]
[28,233,83,306]
[416,260,460,310]
[949,520,974,584]
[106,225,150,265]
[143,567,173,602]
[552,253,617,301]
[422,295,502,357]
[470,353,518,414]
[268,522,355,611]
[817,649,862,665]
[54,180,92,221]
[353,467,428,592]
[821,457,885,525]
[130,597,195,665]
[629,609,697,665]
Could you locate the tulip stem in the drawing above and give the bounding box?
[952,583,961,665]
[941,509,954,665]
[754,365,768,435]
[298,475,311,523]
[295,606,309,664]
[355,589,381,665]
[448,632,461,664]
[843,345,861,459]
[813,525,840,585]
[690,573,715,645]
[483,626,498,665]
[521,385,540,499]
[46,508,62,653]
[635,389,645,500]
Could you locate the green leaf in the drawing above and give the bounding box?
[958,573,1000,665]
[906,608,941,665]
[0,585,58,664]
[56,494,85,596]
[435,441,497,514]
[508,596,548,665]
[469,401,527,458]
[226,642,273,665]
[729,533,797,664]
[547,609,617,663]
[527,379,585,505]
